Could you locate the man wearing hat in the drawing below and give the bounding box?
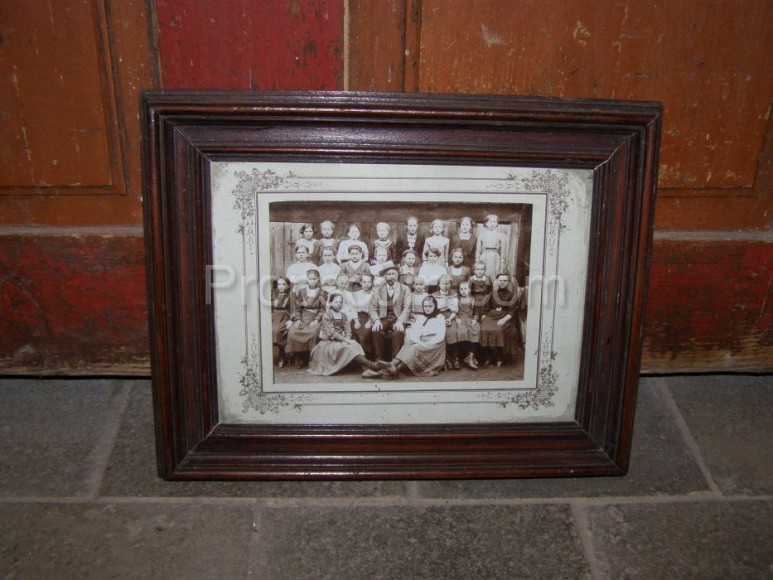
[368,264,412,361]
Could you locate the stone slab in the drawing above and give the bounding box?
[0,379,128,497]
[0,502,253,579]
[587,500,773,578]
[666,373,773,495]
[252,504,591,579]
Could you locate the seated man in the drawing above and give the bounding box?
[368,264,412,362]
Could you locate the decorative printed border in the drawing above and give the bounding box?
[482,169,571,409]
[489,169,571,255]
[238,335,311,414]
[232,169,319,254]
[232,167,572,413]
[232,169,318,413]
[481,337,559,410]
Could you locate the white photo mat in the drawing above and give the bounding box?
[210,162,593,424]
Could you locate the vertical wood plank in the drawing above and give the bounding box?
[155,0,344,90]
[403,0,422,92]
[269,222,285,279]
[0,0,156,225]
[508,219,520,279]
[349,0,772,230]
[348,0,406,91]
[414,0,772,196]
[499,223,512,275]
[283,222,296,274]
[0,0,113,188]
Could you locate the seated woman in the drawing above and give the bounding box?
[382,295,446,378]
[479,272,523,366]
[308,291,385,378]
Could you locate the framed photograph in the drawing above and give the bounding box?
[142,91,661,479]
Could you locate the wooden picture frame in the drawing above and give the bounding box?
[141,91,661,479]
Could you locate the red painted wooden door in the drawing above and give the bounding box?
[349,0,772,372]
[0,0,156,372]
[0,0,345,374]
[1,1,769,374]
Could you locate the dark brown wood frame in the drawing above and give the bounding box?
[141,91,661,480]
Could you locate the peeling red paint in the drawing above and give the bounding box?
[0,235,148,371]
[644,240,773,365]
[155,0,344,90]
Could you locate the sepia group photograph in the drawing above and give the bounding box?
[266,200,534,386]
[208,160,588,424]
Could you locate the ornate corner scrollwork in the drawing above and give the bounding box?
[490,169,572,255]
[238,334,310,414]
[232,168,317,254]
[480,336,558,410]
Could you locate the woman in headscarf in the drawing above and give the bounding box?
[382,295,447,378]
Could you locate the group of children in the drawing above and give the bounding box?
[270,214,526,374]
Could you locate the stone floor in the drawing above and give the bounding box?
[0,374,770,579]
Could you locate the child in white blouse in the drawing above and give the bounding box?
[295,223,321,265]
[371,222,394,264]
[318,246,342,294]
[418,247,447,293]
[370,246,394,286]
[422,218,450,267]
[336,223,369,265]
[317,220,338,264]
[476,213,505,282]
